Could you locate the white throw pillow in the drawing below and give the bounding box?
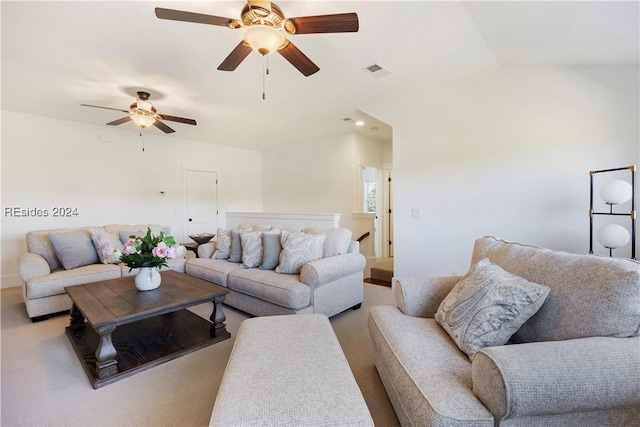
[91,230,122,264]
[276,231,326,274]
[213,228,231,259]
[303,227,352,257]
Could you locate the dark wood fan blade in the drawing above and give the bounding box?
[81,104,129,113]
[159,115,197,126]
[278,41,319,76]
[285,13,359,34]
[153,120,175,134]
[218,41,253,71]
[155,8,237,27]
[106,116,132,126]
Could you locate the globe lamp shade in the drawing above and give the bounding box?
[596,224,631,249]
[600,180,632,205]
[246,25,284,55]
[132,114,155,129]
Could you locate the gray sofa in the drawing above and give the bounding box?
[18,224,190,320]
[369,236,640,426]
[186,225,366,318]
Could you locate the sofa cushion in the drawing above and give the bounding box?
[27,264,121,299]
[228,269,311,310]
[49,230,100,270]
[303,227,352,257]
[240,231,263,269]
[213,228,231,259]
[26,227,75,271]
[104,224,162,244]
[435,258,549,359]
[276,231,326,274]
[185,258,243,287]
[471,236,640,342]
[368,306,494,426]
[260,232,282,270]
[91,230,122,264]
[238,223,272,232]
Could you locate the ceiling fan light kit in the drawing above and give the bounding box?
[131,114,155,129]
[245,25,284,55]
[154,0,359,77]
[81,91,197,137]
[83,1,356,137]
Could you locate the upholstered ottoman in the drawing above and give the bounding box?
[209,314,373,426]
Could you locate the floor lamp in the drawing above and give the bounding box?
[589,165,636,259]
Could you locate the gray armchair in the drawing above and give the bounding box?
[369,236,640,426]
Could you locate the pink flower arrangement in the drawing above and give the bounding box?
[118,228,178,271]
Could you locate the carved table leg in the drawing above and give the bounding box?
[210,296,229,338]
[94,324,118,380]
[69,304,85,330]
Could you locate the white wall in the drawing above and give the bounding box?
[261,132,386,252]
[363,65,640,277]
[1,111,263,288]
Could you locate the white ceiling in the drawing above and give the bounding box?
[2,1,638,151]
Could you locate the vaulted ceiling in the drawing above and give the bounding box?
[2,1,638,150]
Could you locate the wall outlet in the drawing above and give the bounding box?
[411,208,422,218]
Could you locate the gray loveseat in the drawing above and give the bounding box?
[18,224,189,320]
[369,236,640,426]
[186,224,366,318]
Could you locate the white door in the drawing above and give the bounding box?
[185,170,218,236]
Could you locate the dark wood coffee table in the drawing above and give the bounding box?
[65,270,230,389]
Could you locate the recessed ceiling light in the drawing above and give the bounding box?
[355,120,365,126]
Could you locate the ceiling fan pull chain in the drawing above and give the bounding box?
[140,131,145,152]
[262,55,267,100]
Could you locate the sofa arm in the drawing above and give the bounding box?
[18,253,51,281]
[197,242,217,259]
[393,276,461,318]
[301,253,365,288]
[472,336,640,422]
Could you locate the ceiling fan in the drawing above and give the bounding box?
[155,0,359,77]
[81,91,197,134]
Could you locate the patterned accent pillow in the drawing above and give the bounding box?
[240,231,263,269]
[213,228,231,259]
[303,227,352,257]
[435,258,550,359]
[49,231,100,270]
[91,230,122,264]
[276,231,326,274]
[260,232,282,270]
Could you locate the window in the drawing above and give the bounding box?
[362,167,378,213]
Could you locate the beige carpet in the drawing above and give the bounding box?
[0,284,400,427]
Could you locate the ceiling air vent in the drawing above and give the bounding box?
[363,63,391,78]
